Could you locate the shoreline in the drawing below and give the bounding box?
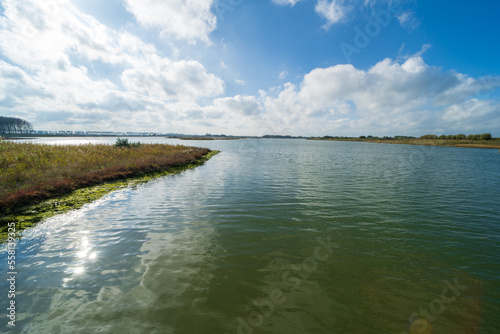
[308,138,500,149]
[179,137,242,141]
[0,149,219,242]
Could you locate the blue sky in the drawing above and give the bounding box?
[0,0,499,136]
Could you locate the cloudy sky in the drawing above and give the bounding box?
[1,0,499,136]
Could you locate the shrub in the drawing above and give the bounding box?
[456,134,466,140]
[438,135,446,139]
[115,138,141,148]
[465,134,483,140]
[420,134,438,139]
[115,138,130,148]
[480,133,492,140]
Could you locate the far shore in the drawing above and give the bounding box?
[308,137,500,149]
[179,137,243,141]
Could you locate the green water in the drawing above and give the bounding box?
[1,138,499,333]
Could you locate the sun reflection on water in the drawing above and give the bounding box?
[63,232,99,286]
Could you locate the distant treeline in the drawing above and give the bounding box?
[359,135,416,140]
[317,134,495,141]
[420,133,492,140]
[262,135,305,139]
[320,135,417,140]
[0,116,33,134]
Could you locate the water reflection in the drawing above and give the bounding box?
[62,232,99,287]
[0,139,498,333]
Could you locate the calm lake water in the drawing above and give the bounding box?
[1,138,500,333]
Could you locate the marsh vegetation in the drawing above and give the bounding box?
[310,133,500,149]
[0,139,212,218]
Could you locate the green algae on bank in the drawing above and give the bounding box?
[0,150,219,242]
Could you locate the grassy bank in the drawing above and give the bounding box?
[309,137,500,149]
[0,139,217,239]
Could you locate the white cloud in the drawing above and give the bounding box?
[0,1,498,137]
[441,98,500,134]
[0,0,225,132]
[272,0,302,6]
[212,95,263,116]
[261,56,500,135]
[235,79,246,86]
[274,0,350,29]
[399,44,431,60]
[315,0,349,28]
[280,0,420,32]
[443,99,495,123]
[123,0,216,43]
[121,59,224,101]
[396,10,420,30]
[0,60,46,99]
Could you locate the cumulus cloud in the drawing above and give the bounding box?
[121,60,224,101]
[261,57,500,135]
[1,1,498,136]
[0,0,225,132]
[123,0,216,43]
[212,95,263,116]
[0,60,48,100]
[443,99,500,128]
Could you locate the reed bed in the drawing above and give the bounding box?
[310,137,500,149]
[0,140,211,214]
[367,138,500,148]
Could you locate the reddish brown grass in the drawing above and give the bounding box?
[0,140,211,214]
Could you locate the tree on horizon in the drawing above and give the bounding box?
[0,116,33,134]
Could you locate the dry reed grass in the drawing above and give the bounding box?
[0,140,210,214]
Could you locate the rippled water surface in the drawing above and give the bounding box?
[1,138,500,333]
